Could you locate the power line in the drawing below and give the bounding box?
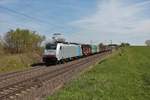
[0,19,53,36]
[0,5,52,25]
[0,20,26,33]
[0,5,66,29]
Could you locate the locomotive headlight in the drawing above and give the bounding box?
[44,50,56,55]
[49,52,55,55]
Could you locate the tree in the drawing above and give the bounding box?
[4,28,45,53]
[145,40,150,46]
[0,36,4,55]
[120,43,130,47]
[99,43,104,48]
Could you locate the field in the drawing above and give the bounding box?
[47,46,150,100]
[0,52,41,73]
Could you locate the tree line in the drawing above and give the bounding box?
[0,28,149,55]
[0,28,45,54]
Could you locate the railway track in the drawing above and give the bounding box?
[0,51,111,100]
[0,67,43,81]
[0,67,46,89]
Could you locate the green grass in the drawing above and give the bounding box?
[47,46,150,100]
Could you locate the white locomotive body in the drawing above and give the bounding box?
[43,43,82,63]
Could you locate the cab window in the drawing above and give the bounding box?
[45,43,56,50]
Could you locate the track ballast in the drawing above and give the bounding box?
[0,51,111,100]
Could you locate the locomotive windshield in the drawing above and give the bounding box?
[45,43,56,50]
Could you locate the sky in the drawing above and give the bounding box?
[0,0,150,45]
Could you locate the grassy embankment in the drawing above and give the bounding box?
[0,52,41,73]
[47,46,150,100]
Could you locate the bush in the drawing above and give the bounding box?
[120,42,130,47]
[145,40,150,46]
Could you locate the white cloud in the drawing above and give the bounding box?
[70,0,150,45]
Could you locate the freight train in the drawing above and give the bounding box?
[42,42,111,64]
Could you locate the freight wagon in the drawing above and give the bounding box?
[91,45,97,54]
[81,44,92,56]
